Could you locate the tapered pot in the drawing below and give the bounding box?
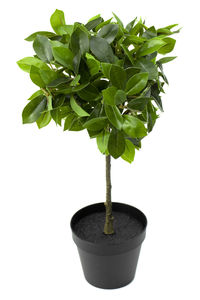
[70,202,147,289]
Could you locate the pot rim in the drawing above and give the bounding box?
[70,202,147,256]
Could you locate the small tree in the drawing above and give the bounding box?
[17,9,180,235]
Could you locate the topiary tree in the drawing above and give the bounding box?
[17,9,180,235]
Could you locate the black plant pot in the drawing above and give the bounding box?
[70,202,147,289]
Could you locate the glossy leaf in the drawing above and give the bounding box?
[33,35,53,63]
[17,57,50,73]
[90,36,116,63]
[52,46,74,69]
[95,18,113,32]
[30,66,57,88]
[70,27,89,55]
[125,72,148,95]
[77,84,101,101]
[127,96,153,111]
[158,37,176,54]
[56,82,89,95]
[85,53,100,76]
[112,12,124,29]
[28,90,43,100]
[121,139,135,163]
[114,90,126,105]
[101,62,112,78]
[70,95,90,117]
[151,83,164,111]
[96,130,110,154]
[85,17,103,31]
[50,9,66,34]
[108,129,125,159]
[25,31,56,42]
[157,56,177,64]
[83,117,108,131]
[47,77,71,88]
[98,24,119,44]
[128,96,152,111]
[105,104,123,130]
[36,111,51,128]
[22,95,47,124]
[137,38,166,57]
[135,58,158,80]
[102,86,117,106]
[122,115,147,138]
[110,65,127,89]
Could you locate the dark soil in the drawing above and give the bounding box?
[73,210,144,244]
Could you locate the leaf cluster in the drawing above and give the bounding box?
[17,9,180,163]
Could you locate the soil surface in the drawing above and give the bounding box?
[73,210,144,244]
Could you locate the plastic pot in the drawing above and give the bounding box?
[70,202,147,289]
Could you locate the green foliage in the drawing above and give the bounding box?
[18,9,180,163]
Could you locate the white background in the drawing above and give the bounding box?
[0,0,199,299]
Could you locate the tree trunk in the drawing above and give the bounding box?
[104,155,114,234]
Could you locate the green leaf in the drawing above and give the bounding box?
[17,57,50,73]
[25,31,56,42]
[29,66,57,88]
[70,75,80,87]
[112,12,124,29]
[83,117,108,131]
[125,67,140,80]
[51,105,71,126]
[137,38,166,57]
[53,25,74,35]
[85,17,103,31]
[73,51,81,74]
[127,96,152,111]
[102,86,117,106]
[36,111,51,128]
[108,129,125,159]
[70,95,90,117]
[98,24,119,44]
[157,56,177,64]
[158,37,176,54]
[104,104,123,130]
[95,18,113,32]
[56,82,89,95]
[85,53,100,76]
[47,77,71,88]
[147,102,159,132]
[151,83,163,111]
[33,35,53,63]
[125,72,148,95]
[122,115,147,138]
[96,130,110,154]
[64,113,76,130]
[121,44,135,65]
[90,36,116,63]
[50,9,66,34]
[52,46,74,69]
[110,65,127,89]
[88,14,101,22]
[135,58,158,80]
[125,18,137,32]
[28,90,43,100]
[101,62,112,78]
[121,139,135,163]
[22,95,47,124]
[77,84,101,101]
[114,90,126,105]
[70,27,89,55]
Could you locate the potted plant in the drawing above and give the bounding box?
[17,9,180,289]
